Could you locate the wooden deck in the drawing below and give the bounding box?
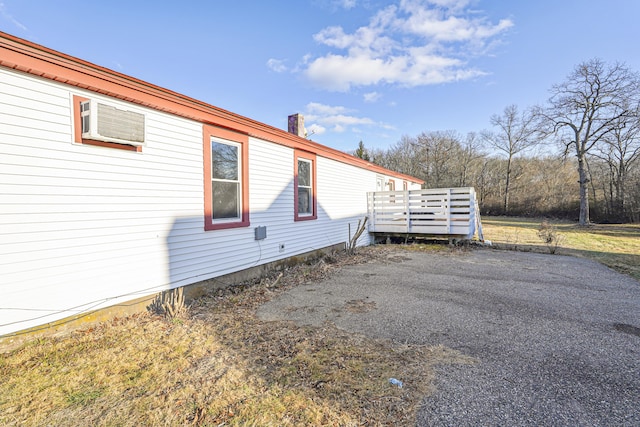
[367,187,484,240]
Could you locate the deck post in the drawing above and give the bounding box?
[367,192,374,232]
[404,189,410,233]
[445,188,451,234]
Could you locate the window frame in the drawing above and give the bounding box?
[72,95,143,152]
[203,124,250,231]
[294,149,317,221]
[388,179,396,191]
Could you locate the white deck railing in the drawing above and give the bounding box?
[367,187,483,240]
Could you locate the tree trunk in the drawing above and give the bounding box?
[577,155,590,225]
[607,164,615,218]
[616,160,626,221]
[504,155,512,214]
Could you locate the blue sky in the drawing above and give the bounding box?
[1,0,639,153]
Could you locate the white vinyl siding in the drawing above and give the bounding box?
[0,69,202,334]
[0,66,408,336]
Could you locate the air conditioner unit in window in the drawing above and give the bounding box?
[80,100,146,146]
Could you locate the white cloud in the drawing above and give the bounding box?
[302,0,513,91]
[313,26,353,49]
[319,0,357,11]
[305,54,404,91]
[0,2,27,31]
[306,123,326,136]
[425,0,470,8]
[266,58,288,73]
[306,102,352,116]
[303,102,392,135]
[334,0,357,10]
[363,91,381,102]
[400,3,513,43]
[305,102,374,127]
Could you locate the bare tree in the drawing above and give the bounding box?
[412,131,466,188]
[590,105,640,221]
[482,105,539,213]
[367,147,388,167]
[544,59,639,225]
[379,135,423,178]
[627,164,640,222]
[456,132,485,187]
[474,157,506,212]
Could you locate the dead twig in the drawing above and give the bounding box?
[347,217,368,255]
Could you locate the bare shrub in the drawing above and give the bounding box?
[537,220,564,254]
[149,287,188,319]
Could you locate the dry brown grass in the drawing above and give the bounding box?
[482,217,640,280]
[0,247,472,426]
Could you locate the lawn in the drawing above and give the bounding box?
[0,248,471,427]
[482,216,640,280]
[2,218,638,426]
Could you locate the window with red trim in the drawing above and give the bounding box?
[72,95,143,152]
[294,150,317,221]
[203,125,249,230]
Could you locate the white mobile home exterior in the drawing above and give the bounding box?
[0,32,422,337]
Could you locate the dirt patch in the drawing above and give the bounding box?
[344,298,377,313]
[387,255,413,262]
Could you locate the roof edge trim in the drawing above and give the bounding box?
[0,31,423,184]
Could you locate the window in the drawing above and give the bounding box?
[72,95,143,152]
[80,101,90,133]
[203,125,249,230]
[211,139,241,220]
[297,159,312,214]
[294,150,317,221]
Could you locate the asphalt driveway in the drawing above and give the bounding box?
[257,248,640,426]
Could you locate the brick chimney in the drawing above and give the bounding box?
[287,114,306,138]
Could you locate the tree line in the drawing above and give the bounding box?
[355,59,640,224]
